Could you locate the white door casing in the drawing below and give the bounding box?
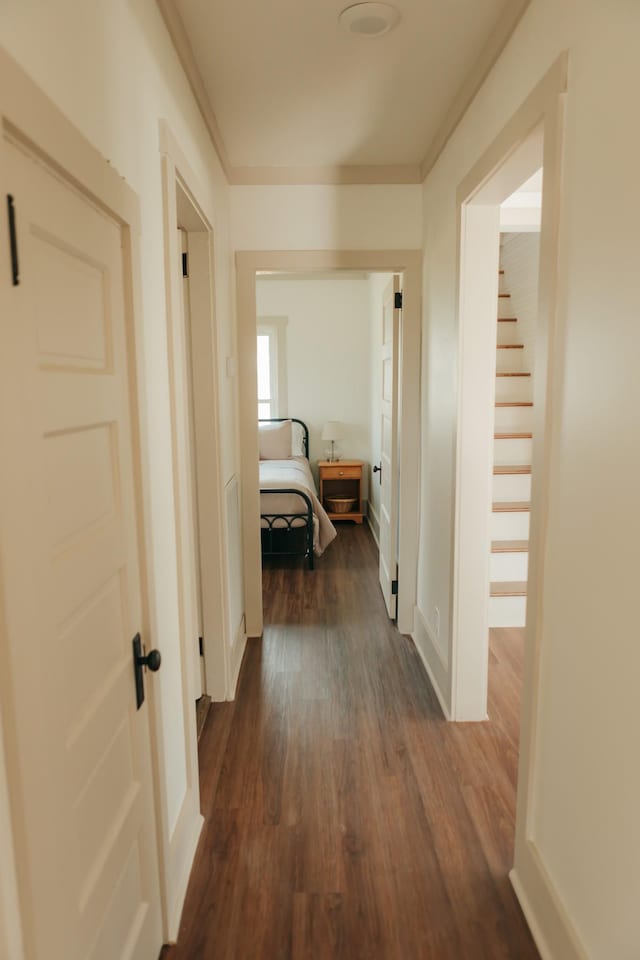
[0,136,163,960]
[378,276,401,619]
[179,230,205,700]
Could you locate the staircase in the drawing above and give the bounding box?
[489,269,531,627]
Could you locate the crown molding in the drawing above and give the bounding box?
[156,0,233,181]
[158,0,532,188]
[419,0,533,181]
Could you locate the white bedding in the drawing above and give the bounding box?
[259,457,336,556]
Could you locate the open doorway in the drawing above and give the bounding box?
[252,269,401,618]
[160,123,232,744]
[236,251,422,642]
[452,124,546,722]
[488,169,542,735]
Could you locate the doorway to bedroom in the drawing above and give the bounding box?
[256,270,403,620]
[256,270,391,535]
[236,251,422,642]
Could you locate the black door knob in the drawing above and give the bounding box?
[141,649,162,672]
[373,464,381,473]
[132,634,162,709]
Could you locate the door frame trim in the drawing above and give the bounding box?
[158,119,233,936]
[0,48,163,955]
[236,249,422,639]
[451,52,580,958]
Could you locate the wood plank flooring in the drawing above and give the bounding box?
[161,525,538,960]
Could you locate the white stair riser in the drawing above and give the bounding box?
[496,348,524,373]
[493,473,532,501]
[490,552,529,581]
[491,511,530,539]
[489,595,527,628]
[498,297,514,319]
[494,405,534,431]
[495,376,532,402]
[493,437,532,465]
[497,321,518,345]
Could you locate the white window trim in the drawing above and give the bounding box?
[257,316,288,418]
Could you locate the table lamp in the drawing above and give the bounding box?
[321,421,344,462]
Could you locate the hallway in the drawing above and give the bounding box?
[162,525,538,959]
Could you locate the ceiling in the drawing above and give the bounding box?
[161,0,530,183]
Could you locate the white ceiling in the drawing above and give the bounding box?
[168,0,527,178]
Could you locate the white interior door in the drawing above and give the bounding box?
[0,138,163,960]
[378,275,401,619]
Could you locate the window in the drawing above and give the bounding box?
[257,318,288,419]
[257,332,274,419]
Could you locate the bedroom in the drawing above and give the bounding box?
[255,270,397,587]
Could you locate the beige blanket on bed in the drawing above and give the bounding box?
[259,457,337,556]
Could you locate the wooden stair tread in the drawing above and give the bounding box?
[497,343,524,349]
[494,432,532,440]
[494,464,531,475]
[491,540,528,553]
[498,293,511,298]
[495,401,533,407]
[498,317,517,321]
[496,372,531,377]
[493,501,531,513]
[490,581,528,597]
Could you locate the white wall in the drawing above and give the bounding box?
[256,275,373,495]
[500,232,541,377]
[232,184,422,251]
[0,0,241,942]
[418,1,640,957]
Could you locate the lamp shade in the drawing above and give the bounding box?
[322,420,344,441]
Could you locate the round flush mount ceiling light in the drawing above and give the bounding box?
[339,2,401,38]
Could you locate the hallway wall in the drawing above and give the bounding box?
[417,1,640,957]
[231,183,422,251]
[0,0,241,944]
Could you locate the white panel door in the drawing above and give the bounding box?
[378,276,401,619]
[0,138,163,960]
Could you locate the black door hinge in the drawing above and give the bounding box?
[198,636,204,657]
[182,252,189,278]
[7,195,19,286]
[394,291,403,309]
[391,579,398,596]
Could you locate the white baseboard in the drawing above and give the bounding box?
[367,500,380,549]
[167,811,204,943]
[510,841,589,960]
[228,615,247,700]
[412,606,451,720]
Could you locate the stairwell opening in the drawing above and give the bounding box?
[451,125,545,722]
[487,176,542,727]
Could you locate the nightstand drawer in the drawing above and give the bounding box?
[320,466,360,480]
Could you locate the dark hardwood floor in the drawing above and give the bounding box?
[161,524,538,959]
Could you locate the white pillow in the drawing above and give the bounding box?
[259,420,292,460]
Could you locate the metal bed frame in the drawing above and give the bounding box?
[259,418,314,570]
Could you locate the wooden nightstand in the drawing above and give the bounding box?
[318,460,364,523]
